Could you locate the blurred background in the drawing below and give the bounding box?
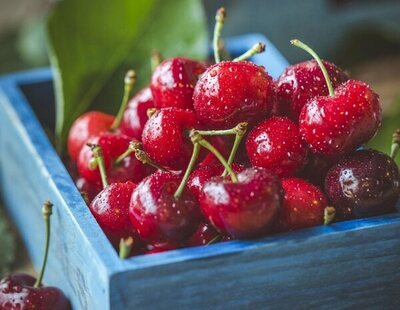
[1,0,400,274]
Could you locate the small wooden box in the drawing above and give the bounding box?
[0,34,399,309]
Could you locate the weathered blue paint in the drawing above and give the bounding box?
[0,35,399,309]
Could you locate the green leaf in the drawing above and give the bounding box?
[46,0,207,151]
[0,207,15,275]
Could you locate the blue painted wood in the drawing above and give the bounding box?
[0,34,399,309]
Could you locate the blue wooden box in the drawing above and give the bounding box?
[1,34,400,309]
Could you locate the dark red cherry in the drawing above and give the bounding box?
[246,116,307,177]
[301,153,334,187]
[276,60,348,120]
[119,87,154,140]
[199,167,282,239]
[141,108,200,170]
[150,57,206,110]
[146,247,170,254]
[187,163,245,199]
[75,177,101,203]
[77,133,147,184]
[90,181,137,246]
[129,171,202,248]
[193,61,276,129]
[276,178,329,232]
[325,149,400,220]
[67,111,115,162]
[0,274,70,310]
[187,222,220,247]
[299,80,381,157]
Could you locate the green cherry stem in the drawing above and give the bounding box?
[222,122,248,177]
[114,141,142,165]
[119,237,134,259]
[290,39,334,97]
[151,50,163,72]
[324,206,336,225]
[191,132,238,183]
[390,128,400,160]
[213,7,226,63]
[174,143,201,199]
[233,42,266,62]
[207,234,222,245]
[88,143,108,188]
[34,201,53,288]
[110,70,136,131]
[135,149,166,171]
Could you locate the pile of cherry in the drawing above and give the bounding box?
[68,8,400,257]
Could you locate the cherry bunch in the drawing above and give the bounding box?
[67,8,399,257]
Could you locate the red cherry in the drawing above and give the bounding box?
[186,222,220,247]
[77,133,147,184]
[246,116,307,177]
[276,178,329,232]
[276,60,348,120]
[75,177,102,203]
[90,181,137,245]
[299,79,381,157]
[150,57,206,110]
[119,87,154,140]
[129,171,201,248]
[0,274,70,310]
[193,61,276,129]
[300,153,334,187]
[187,162,245,199]
[67,111,115,162]
[199,167,282,239]
[146,246,171,254]
[141,108,200,170]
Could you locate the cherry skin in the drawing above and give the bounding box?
[276,178,328,232]
[276,60,348,120]
[141,108,200,170]
[129,171,202,248]
[90,181,137,246]
[186,222,220,247]
[199,167,282,239]
[151,57,206,110]
[325,149,400,220]
[67,111,115,162]
[187,162,245,199]
[299,80,381,157]
[0,274,71,310]
[75,177,102,204]
[246,116,307,177]
[77,132,148,185]
[119,87,154,141]
[193,61,276,129]
[300,153,334,187]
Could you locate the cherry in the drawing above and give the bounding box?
[141,108,200,170]
[119,87,154,140]
[146,246,170,254]
[186,222,220,247]
[276,178,334,232]
[325,149,400,220]
[291,40,381,157]
[246,116,307,177]
[0,202,70,310]
[67,71,136,162]
[129,170,201,248]
[77,133,147,185]
[300,153,334,187]
[276,60,348,120]
[150,57,206,110]
[75,177,101,204]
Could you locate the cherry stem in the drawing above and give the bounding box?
[233,43,266,62]
[135,149,166,171]
[291,39,334,97]
[191,132,238,183]
[119,237,134,259]
[88,143,108,189]
[207,234,222,245]
[390,128,400,160]
[110,70,136,131]
[146,108,158,118]
[114,141,142,165]
[34,201,53,288]
[151,50,163,72]
[324,206,336,225]
[222,122,248,177]
[174,142,201,199]
[213,7,226,63]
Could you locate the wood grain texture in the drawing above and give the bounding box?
[0,35,399,309]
